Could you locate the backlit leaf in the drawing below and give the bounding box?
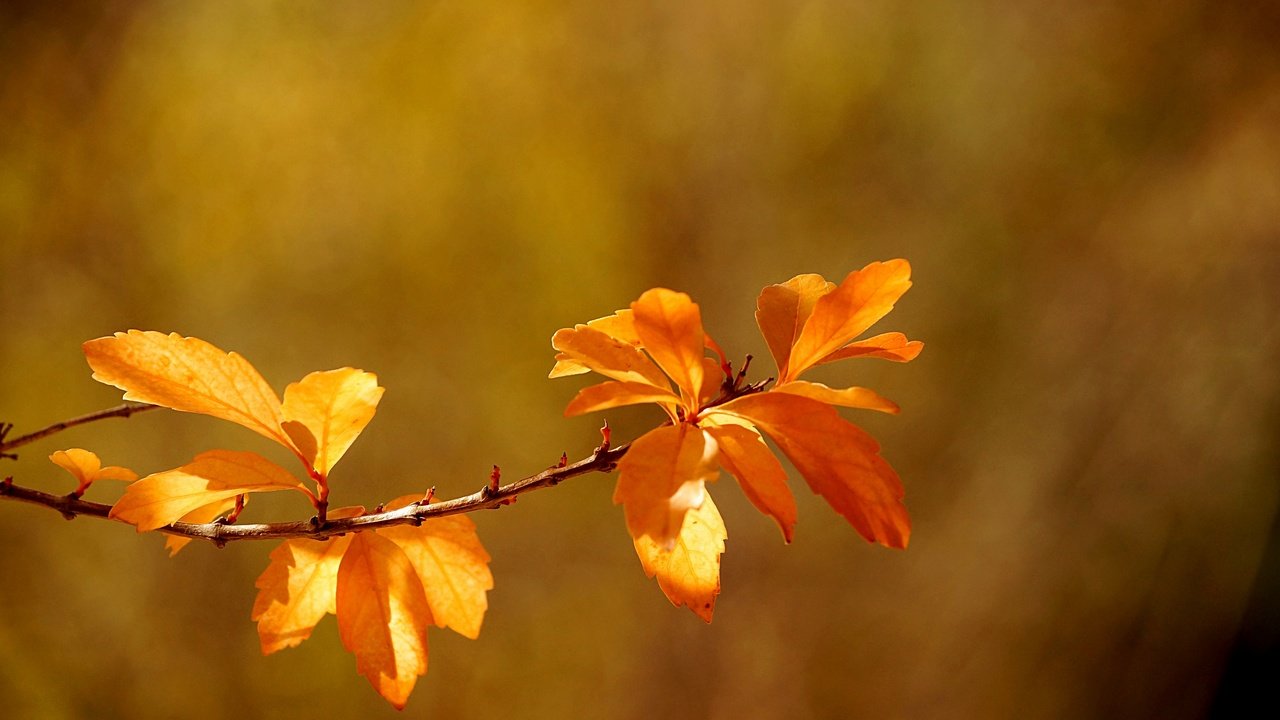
[83,331,294,449]
[702,421,797,542]
[49,448,137,494]
[633,490,726,622]
[337,531,433,710]
[755,273,836,377]
[280,368,384,478]
[631,289,706,403]
[815,331,924,365]
[551,325,670,389]
[786,260,913,381]
[772,380,900,414]
[380,496,494,640]
[710,392,910,549]
[563,380,680,417]
[250,506,364,652]
[614,425,719,549]
[110,450,310,532]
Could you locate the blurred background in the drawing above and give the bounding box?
[2,1,1278,717]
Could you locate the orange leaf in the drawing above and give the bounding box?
[548,353,590,378]
[379,496,494,640]
[755,273,836,378]
[786,260,913,381]
[702,420,797,542]
[710,392,910,548]
[613,425,718,549]
[164,496,240,557]
[563,380,680,417]
[83,331,294,449]
[251,506,365,652]
[633,490,726,622]
[695,357,724,411]
[815,332,924,365]
[337,531,433,710]
[551,325,670,389]
[110,450,310,532]
[580,308,642,346]
[631,289,706,403]
[49,448,137,494]
[772,380,900,414]
[280,368,384,478]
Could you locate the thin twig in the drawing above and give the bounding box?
[0,402,157,455]
[0,442,629,544]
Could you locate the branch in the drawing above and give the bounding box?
[0,402,157,457]
[1,440,629,545]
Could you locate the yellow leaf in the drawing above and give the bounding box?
[702,421,797,542]
[551,325,670,389]
[772,380,900,414]
[251,506,365,652]
[110,450,310,532]
[580,308,642,346]
[337,531,433,710]
[786,260,914,381]
[711,392,910,549]
[815,331,924,365]
[613,425,718,549]
[49,448,137,494]
[379,495,494,640]
[563,380,680,417]
[82,331,294,449]
[164,496,240,557]
[633,490,726,623]
[280,368,384,478]
[548,353,590,378]
[755,273,836,378]
[631,288,706,403]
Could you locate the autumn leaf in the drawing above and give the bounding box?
[710,392,910,548]
[49,448,137,496]
[280,368,384,478]
[110,450,311,532]
[633,490,726,622]
[702,419,797,542]
[563,380,680,417]
[252,506,365,653]
[614,424,719,549]
[755,273,836,378]
[83,331,295,450]
[815,331,924,364]
[551,325,670,389]
[784,260,914,381]
[772,380,900,414]
[379,495,494,640]
[631,288,706,403]
[337,531,433,710]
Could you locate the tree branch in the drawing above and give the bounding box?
[0,402,157,457]
[1,440,629,545]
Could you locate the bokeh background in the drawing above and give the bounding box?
[2,1,1278,718]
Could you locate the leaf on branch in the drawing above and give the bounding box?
[110,450,311,532]
[252,506,365,653]
[82,331,295,449]
[551,325,670,389]
[815,331,924,364]
[49,448,137,495]
[280,368,384,478]
[614,425,719,549]
[563,380,680,417]
[755,273,836,379]
[633,490,726,622]
[337,531,433,710]
[380,495,494,640]
[784,260,915,381]
[772,380,900,414]
[631,288,706,404]
[711,392,910,549]
[702,419,796,543]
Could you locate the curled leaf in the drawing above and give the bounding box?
[816,331,924,365]
[551,325,670,389]
[755,273,836,378]
[49,448,137,495]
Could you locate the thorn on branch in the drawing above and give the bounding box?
[548,452,568,471]
[1,476,12,492]
[481,466,501,501]
[421,486,436,505]
[598,420,611,453]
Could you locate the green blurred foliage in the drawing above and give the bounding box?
[2,1,1278,717]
